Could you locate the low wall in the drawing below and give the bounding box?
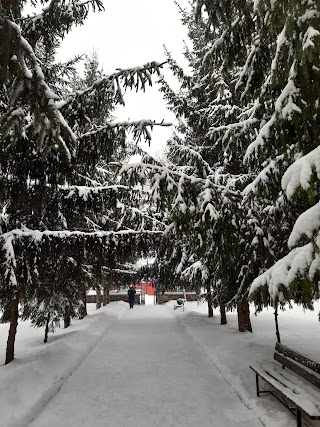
[86,293,141,304]
[109,293,141,304]
[87,292,197,305]
[156,292,197,305]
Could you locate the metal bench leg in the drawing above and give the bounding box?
[255,373,260,397]
[296,409,302,427]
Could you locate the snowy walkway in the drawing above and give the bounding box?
[28,305,262,427]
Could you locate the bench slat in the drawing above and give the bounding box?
[276,343,320,374]
[250,363,320,419]
[274,352,320,389]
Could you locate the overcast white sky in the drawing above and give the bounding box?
[56,0,191,156]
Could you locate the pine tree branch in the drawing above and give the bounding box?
[1,228,163,242]
[116,202,167,230]
[0,18,77,161]
[80,119,172,143]
[114,162,243,198]
[61,184,130,199]
[61,61,167,115]
[21,0,104,47]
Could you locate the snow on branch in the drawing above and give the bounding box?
[244,114,276,162]
[171,175,188,214]
[63,184,129,200]
[202,29,228,65]
[208,117,258,138]
[288,202,320,248]
[261,25,287,92]
[80,119,172,144]
[243,153,285,195]
[198,180,219,221]
[0,206,9,233]
[282,145,320,198]
[245,60,301,163]
[274,61,301,119]
[116,202,166,230]
[249,242,318,301]
[62,61,166,110]
[84,216,101,231]
[115,162,243,198]
[175,245,189,275]
[1,19,77,161]
[249,248,296,297]
[235,40,259,98]
[2,234,18,288]
[168,141,216,177]
[0,228,163,245]
[22,0,104,45]
[182,260,209,282]
[105,267,137,275]
[302,26,320,50]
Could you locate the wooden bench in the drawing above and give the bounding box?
[250,343,320,426]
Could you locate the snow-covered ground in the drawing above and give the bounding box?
[0,300,319,426]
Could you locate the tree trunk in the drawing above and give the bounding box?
[207,285,213,317]
[220,304,227,325]
[5,290,20,365]
[237,299,252,332]
[274,305,281,343]
[194,284,201,305]
[103,282,109,306]
[44,313,50,343]
[96,285,101,309]
[64,313,71,328]
[78,285,87,319]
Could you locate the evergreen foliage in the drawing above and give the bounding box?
[126,1,259,317]
[195,0,320,307]
[122,0,320,318]
[0,0,169,361]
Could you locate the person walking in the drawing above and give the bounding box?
[128,284,136,308]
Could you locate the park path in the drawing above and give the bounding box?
[28,305,261,427]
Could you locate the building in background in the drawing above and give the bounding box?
[137,281,155,305]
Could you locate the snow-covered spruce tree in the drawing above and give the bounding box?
[0,0,104,364]
[149,1,262,328]
[189,0,311,326]
[0,1,167,364]
[61,52,137,316]
[7,49,99,335]
[245,0,320,308]
[150,234,191,292]
[114,2,247,322]
[20,246,82,342]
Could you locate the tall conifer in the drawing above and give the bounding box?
[0,0,168,363]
